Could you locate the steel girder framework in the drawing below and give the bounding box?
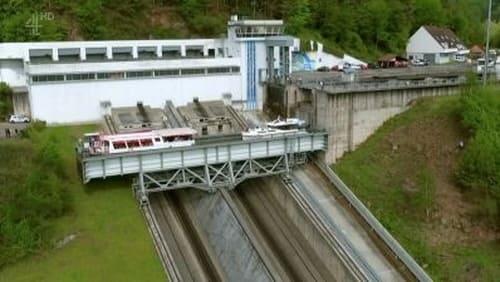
[133,153,307,203]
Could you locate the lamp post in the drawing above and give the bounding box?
[483,0,492,86]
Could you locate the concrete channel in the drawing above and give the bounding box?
[291,164,404,281]
[144,162,415,281]
[230,177,359,281]
[149,190,272,281]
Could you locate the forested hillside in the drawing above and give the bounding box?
[0,0,496,60]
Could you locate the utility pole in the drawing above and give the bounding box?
[483,0,492,86]
[252,0,256,18]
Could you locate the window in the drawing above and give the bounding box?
[155,69,179,77]
[185,48,204,58]
[109,73,125,80]
[66,73,95,81]
[162,49,181,58]
[181,68,205,76]
[32,74,64,83]
[126,140,140,148]
[218,124,223,132]
[126,71,152,78]
[140,139,153,146]
[231,66,240,73]
[202,126,208,135]
[207,67,231,74]
[112,141,127,149]
[97,73,111,80]
[97,72,124,80]
[48,75,64,81]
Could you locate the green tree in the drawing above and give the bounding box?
[413,0,445,27]
[0,82,13,119]
[358,0,391,51]
[282,0,311,34]
[492,23,500,48]
[458,86,500,224]
[76,0,107,40]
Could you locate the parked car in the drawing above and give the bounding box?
[317,66,330,72]
[411,58,428,66]
[342,62,363,73]
[343,62,362,70]
[476,58,496,75]
[9,114,30,123]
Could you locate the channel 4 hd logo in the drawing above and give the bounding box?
[25,12,55,36]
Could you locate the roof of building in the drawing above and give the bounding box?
[470,45,484,54]
[423,25,466,50]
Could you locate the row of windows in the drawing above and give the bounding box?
[234,26,284,38]
[31,66,241,83]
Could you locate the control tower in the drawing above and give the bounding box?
[227,15,299,110]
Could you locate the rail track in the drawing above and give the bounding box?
[104,114,117,134]
[142,160,423,281]
[228,175,382,281]
[229,179,334,281]
[309,160,429,281]
[226,105,248,131]
[283,172,382,281]
[164,100,187,128]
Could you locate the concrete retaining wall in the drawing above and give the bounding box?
[283,84,459,163]
[0,123,28,138]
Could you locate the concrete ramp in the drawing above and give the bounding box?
[181,190,273,282]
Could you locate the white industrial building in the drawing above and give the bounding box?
[0,16,299,124]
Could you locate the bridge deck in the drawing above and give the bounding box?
[80,132,328,187]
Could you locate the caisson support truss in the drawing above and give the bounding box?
[133,153,308,204]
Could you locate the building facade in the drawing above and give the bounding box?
[0,16,299,124]
[406,25,469,64]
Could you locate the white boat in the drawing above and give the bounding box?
[241,127,302,141]
[266,116,306,130]
[81,128,197,155]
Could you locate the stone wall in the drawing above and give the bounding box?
[0,123,28,138]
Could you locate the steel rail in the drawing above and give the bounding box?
[280,174,379,281]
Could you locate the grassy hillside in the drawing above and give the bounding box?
[0,126,164,281]
[333,90,500,280]
[0,0,492,61]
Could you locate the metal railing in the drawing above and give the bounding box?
[321,76,466,94]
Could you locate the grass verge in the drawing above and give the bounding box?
[0,126,164,281]
[333,95,500,281]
